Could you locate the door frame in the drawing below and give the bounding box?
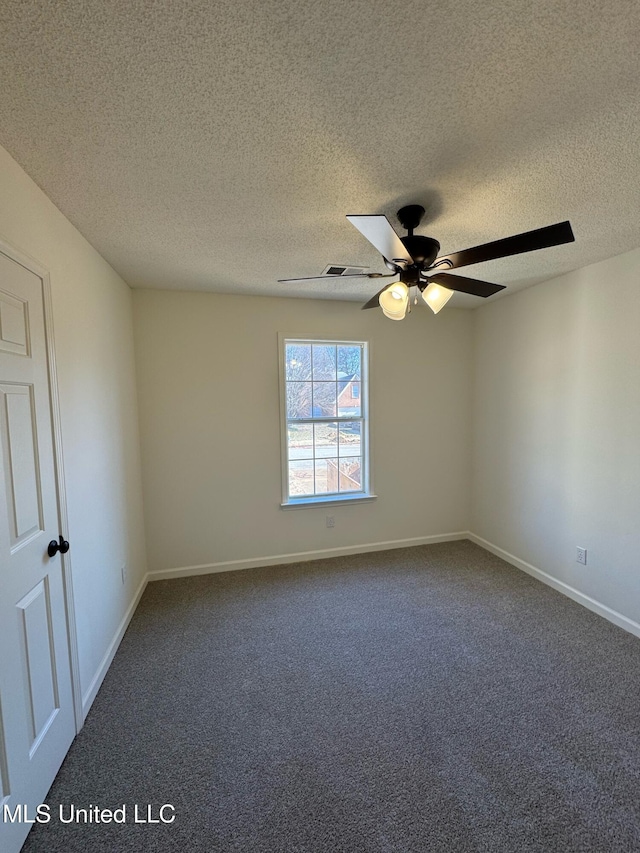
[0,235,83,733]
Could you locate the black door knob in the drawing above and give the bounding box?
[47,535,70,557]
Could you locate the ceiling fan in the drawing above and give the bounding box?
[279,205,575,319]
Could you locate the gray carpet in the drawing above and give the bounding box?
[23,540,640,852]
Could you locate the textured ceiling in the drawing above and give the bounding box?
[1,0,640,308]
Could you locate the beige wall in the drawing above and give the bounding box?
[0,145,147,706]
[133,289,473,572]
[471,247,640,625]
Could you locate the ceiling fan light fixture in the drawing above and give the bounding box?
[379,281,409,320]
[421,282,454,314]
[281,207,574,314]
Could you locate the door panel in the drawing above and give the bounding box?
[0,249,75,853]
[17,578,60,750]
[0,289,29,356]
[1,383,44,547]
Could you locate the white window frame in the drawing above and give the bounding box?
[278,334,376,508]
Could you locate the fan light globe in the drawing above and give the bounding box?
[379,282,409,320]
[421,282,454,314]
[381,307,406,320]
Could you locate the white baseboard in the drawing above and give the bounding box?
[81,573,149,720]
[468,532,640,640]
[147,532,470,582]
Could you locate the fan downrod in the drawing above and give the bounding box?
[397,205,426,234]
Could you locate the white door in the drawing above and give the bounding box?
[0,248,76,853]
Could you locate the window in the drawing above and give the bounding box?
[280,338,373,506]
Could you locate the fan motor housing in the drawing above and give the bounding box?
[401,235,440,266]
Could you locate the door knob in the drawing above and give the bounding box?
[47,535,70,557]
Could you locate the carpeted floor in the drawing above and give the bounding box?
[22,540,640,852]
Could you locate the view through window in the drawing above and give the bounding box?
[282,339,369,502]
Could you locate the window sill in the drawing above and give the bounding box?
[281,494,378,510]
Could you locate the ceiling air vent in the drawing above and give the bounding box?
[322,265,369,277]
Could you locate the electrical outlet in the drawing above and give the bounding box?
[121,564,127,584]
[326,516,335,528]
[576,547,587,566]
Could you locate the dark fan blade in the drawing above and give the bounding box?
[347,215,413,265]
[434,221,574,270]
[427,272,506,298]
[361,283,394,309]
[278,273,393,283]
